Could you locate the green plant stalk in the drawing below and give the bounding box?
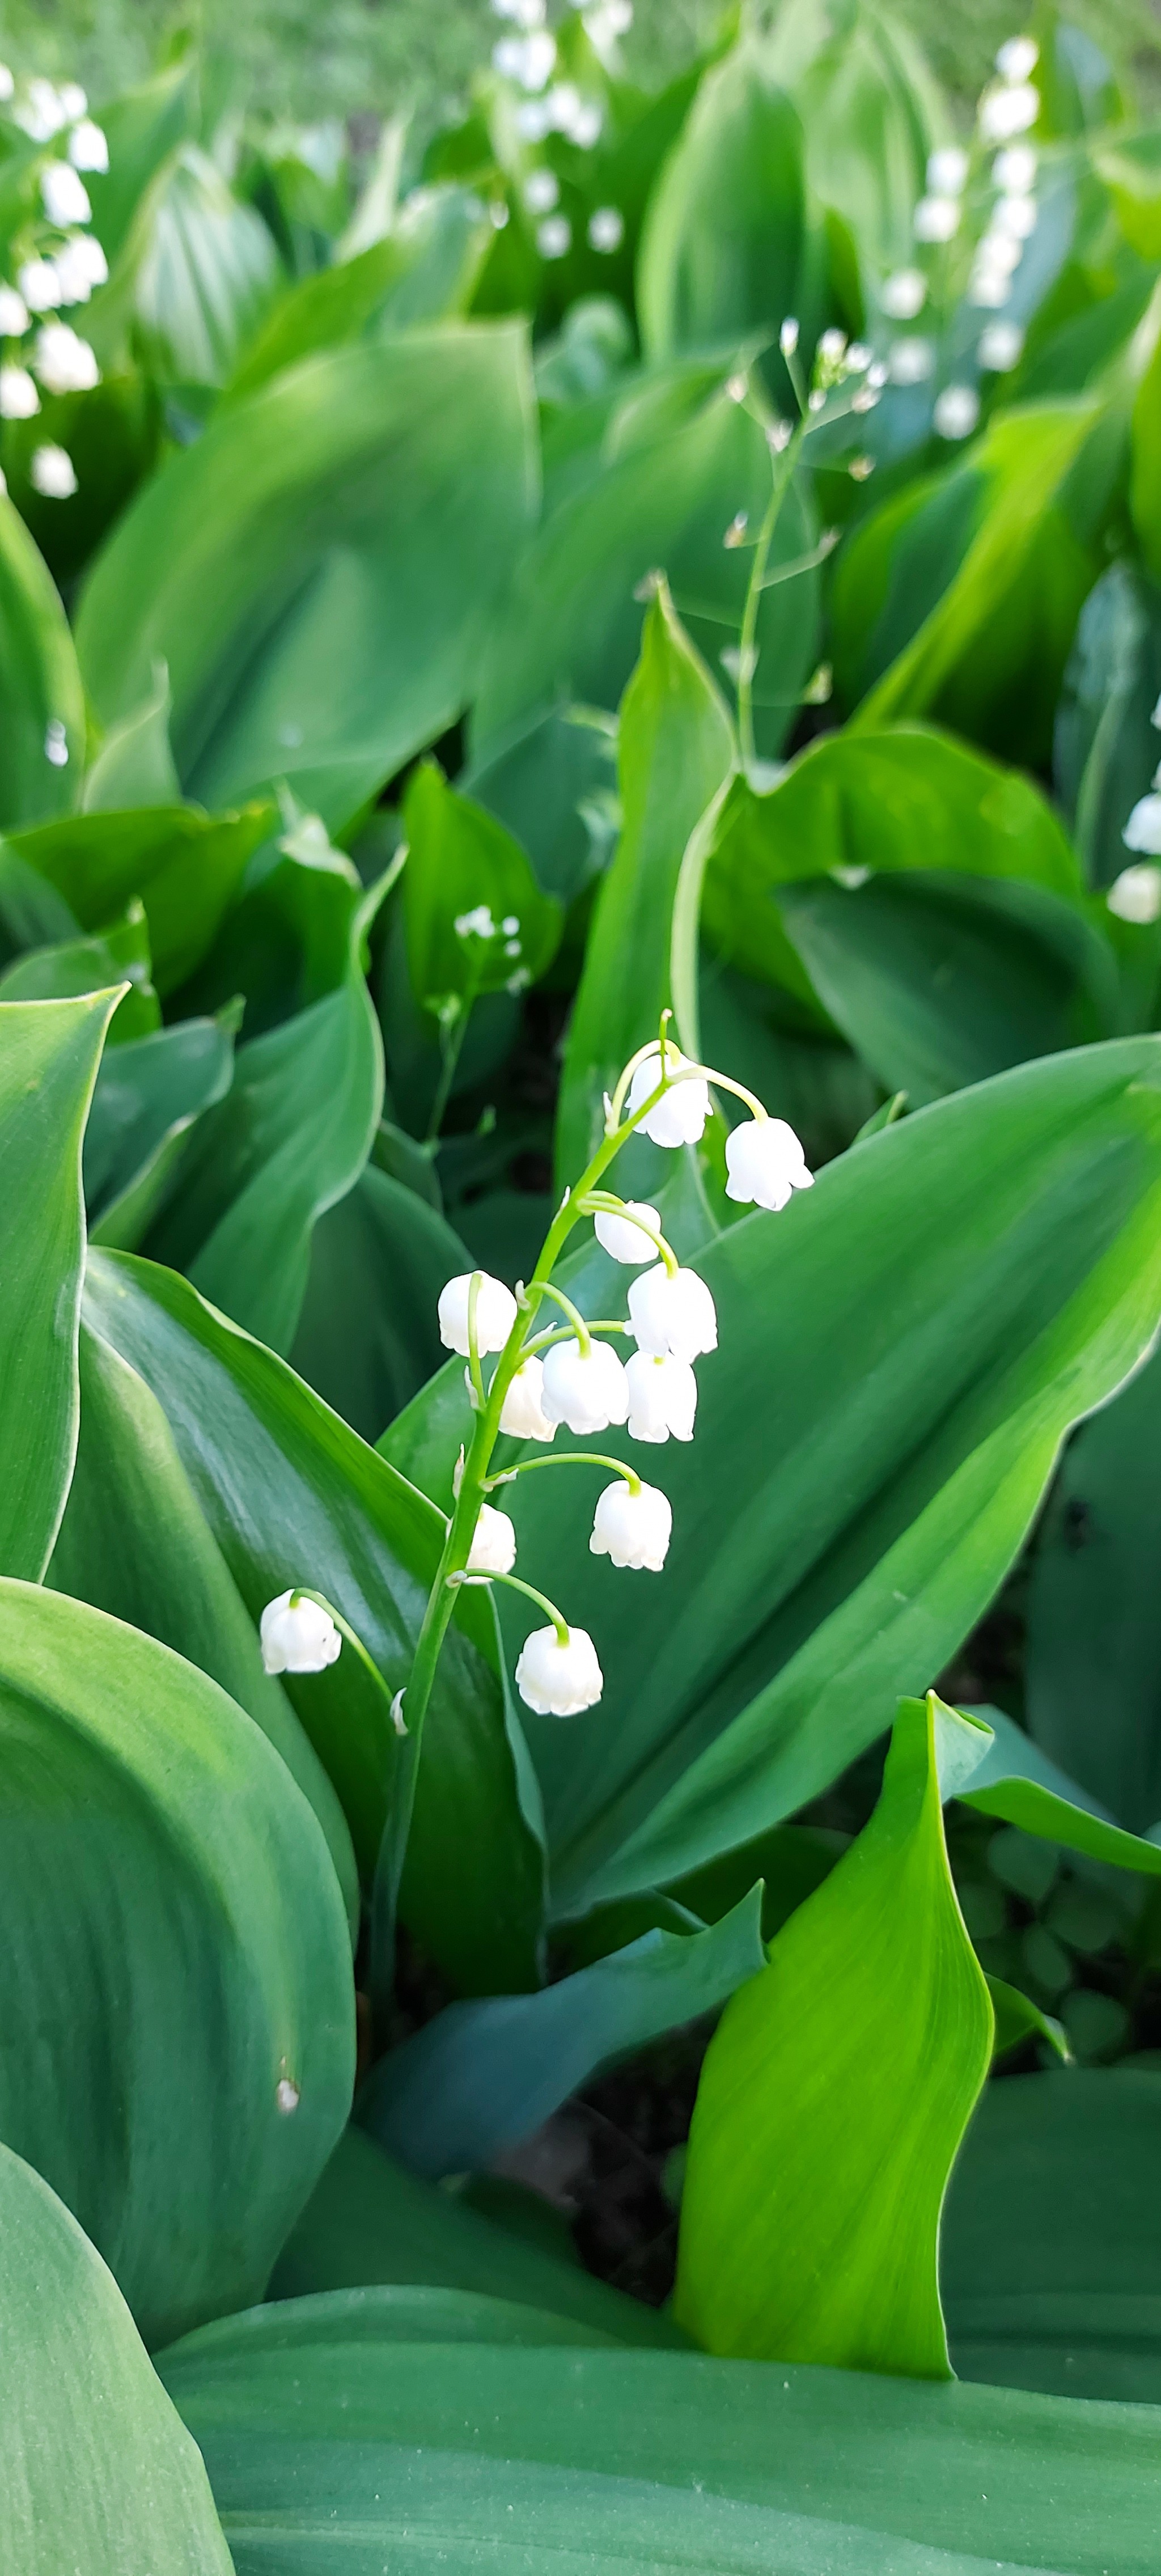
[736,420,806,772]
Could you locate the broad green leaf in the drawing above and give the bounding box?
[474,371,819,761]
[774,868,1116,1105]
[1054,561,1161,888]
[85,1012,238,1244]
[0,901,160,1043]
[10,800,273,993]
[0,495,85,828]
[637,37,819,367]
[158,2286,1161,2574]
[986,1974,1070,2065]
[227,188,492,401]
[0,2141,232,2575]
[833,404,1101,768]
[83,663,183,810]
[1099,132,1161,260]
[0,844,76,960]
[499,1036,1161,1918]
[269,2126,686,2349]
[0,1579,354,2345]
[134,145,281,388]
[84,58,198,268]
[145,892,383,1356]
[764,0,944,277]
[556,583,734,1185]
[402,760,562,1016]
[77,326,537,829]
[1026,1341,1161,1831]
[48,1311,359,1931]
[289,1162,472,1444]
[362,1888,764,2181]
[675,1694,992,2373]
[0,993,116,1580]
[943,2070,1161,2401]
[955,1699,1161,1876]
[461,702,619,908]
[172,2283,618,2361]
[81,1248,545,1993]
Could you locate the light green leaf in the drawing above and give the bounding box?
[84,58,197,269]
[1054,562,1161,889]
[638,36,817,366]
[48,1311,359,1934]
[362,1888,764,2181]
[675,1693,991,2373]
[556,582,734,1186]
[11,800,273,993]
[986,1975,1071,2066]
[158,2278,1161,2573]
[0,992,117,1580]
[269,2126,687,2349]
[764,0,944,276]
[0,1579,354,2346]
[959,1698,1161,1877]
[499,1036,1161,1919]
[0,2141,231,2575]
[0,494,85,828]
[77,326,537,829]
[289,1161,472,1444]
[134,145,282,388]
[227,187,492,401]
[0,901,160,1044]
[461,702,619,908]
[83,662,182,811]
[81,1248,545,1993]
[943,2069,1161,2402]
[402,760,562,1015]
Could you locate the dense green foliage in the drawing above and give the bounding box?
[4,3,1161,2567]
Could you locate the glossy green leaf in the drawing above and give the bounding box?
[764,0,944,276]
[134,145,281,388]
[289,1161,471,1443]
[269,2126,687,2349]
[48,1309,359,1931]
[461,702,619,909]
[82,660,183,811]
[943,2070,1161,2401]
[638,36,816,366]
[78,326,537,828]
[956,1699,1161,1875]
[0,992,116,1580]
[1054,562,1161,888]
[986,1975,1071,2065]
[11,800,273,993]
[0,901,160,1043]
[86,1011,238,1244]
[362,1887,764,2181]
[0,494,85,828]
[499,1036,1161,1919]
[474,371,819,760]
[228,188,491,401]
[1026,1341,1161,1831]
[159,2286,1161,2574]
[675,1694,992,2372]
[81,1248,545,1992]
[402,760,562,1015]
[0,2141,232,2575]
[833,405,1101,768]
[0,1579,354,2345]
[556,583,734,1185]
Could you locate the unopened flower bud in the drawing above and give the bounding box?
[724,1116,813,1211]
[593,1200,660,1264]
[626,1045,710,1147]
[260,1591,342,1675]
[498,1354,556,1441]
[628,1263,717,1362]
[438,1270,518,1357]
[515,1622,603,1715]
[590,1477,672,1570]
[625,1350,697,1443]
[541,1337,629,1435]
[467,1502,518,1574]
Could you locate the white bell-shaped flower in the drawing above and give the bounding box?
[593,1200,660,1264]
[0,364,39,417]
[626,1044,711,1147]
[33,321,98,394]
[67,117,108,172]
[1122,795,1161,859]
[590,1478,672,1571]
[260,1590,342,1675]
[515,1622,603,1715]
[467,1502,517,1574]
[625,1350,697,1443]
[1108,863,1161,925]
[30,442,76,497]
[41,160,91,227]
[725,1116,814,1211]
[627,1263,717,1362]
[541,1336,629,1434]
[498,1354,556,1441]
[438,1270,518,1357]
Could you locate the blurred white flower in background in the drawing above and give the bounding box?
[0,363,38,417]
[53,231,107,303]
[0,285,28,336]
[523,167,560,214]
[927,146,968,195]
[888,336,935,385]
[1108,860,1161,920]
[537,213,571,259]
[995,36,1039,82]
[30,442,77,496]
[913,194,960,243]
[588,206,624,252]
[493,30,556,88]
[68,118,108,172]
[880,268,926,320]
[33,321,99,394]
[933,384,980,440]
[980,82,1039,142]
[17,77,69,141]
[41,160,91,227]
[994,192,1037,238]
[44,717,68,764]
[978,319,1024,371]
[18,257,62,312]
[994,144,1037,192]
[492,0,547,22]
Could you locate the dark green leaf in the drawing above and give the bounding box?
[289,1161,472,1443]
[1054,562,1161,888]
[84,1012,237,1240]
[0,494,85,828]
[402,760,562,1015]
[0,901,160,1043]
[11,801,274,994]
[637,36,817,370]
[461,701,619,909]
[134,145,281,388]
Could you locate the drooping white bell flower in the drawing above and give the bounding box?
[626,1044,711,1147]
[18,258,62,312]
[590,1478,672,1571]
[1108,861,1161,922]
[0,285,28,336]
[498,1354,556,1441]
[1122,796,1161,859]
[67,117,108,172]
[33,321,98,394]
[980,82,1039,142]
[0,363,38,417]
[995,35,1038,80]
[880,268,926,319]
[625,1349,697,1443]
[29,442,75,496]
[627,1263,717,1362]
[913,194,960,243]
[41,160,91,227]
[438,1270,518,1357]
[993,144,1037,192]
[515,1622,603,1715]
[978,319,1024,371]
[593,1200,660,1264]
[926,146,968,196]
[933,385,980,441]
[53,230,107,302]
[541,1336,629,1434]
[725,1116,813,1211]
[467,1502,518,1574]
[260,1590,342,1675]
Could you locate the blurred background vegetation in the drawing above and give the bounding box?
[1,0,1157,124]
